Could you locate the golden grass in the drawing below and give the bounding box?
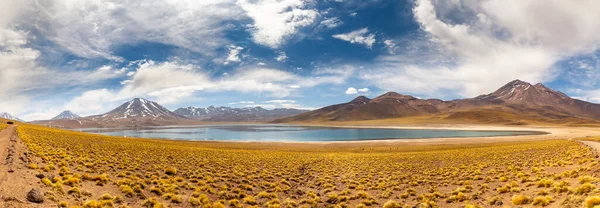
[16,124,600,207]
[0,123,8,131]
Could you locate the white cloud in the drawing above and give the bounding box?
[275,51,288,62]
[289,85,301,89]
[245,100,315,110]
[332,28,376,48]
[568,88,600,103]
[345,87,368,95]
[265,100,295,103]
[244,104,278,109]
[65,89,120,116]
[24,0,244,60]
[320,17,342,28]
[238,0,319,48]
[383,40,397,54]
[63,60,352,116]
[345,87,358,95]
[0,25,121,117]
[228,101,255,105]
[224,45,244,64]
[362,0,600,98]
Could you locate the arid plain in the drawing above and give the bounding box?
[3,118,600,208]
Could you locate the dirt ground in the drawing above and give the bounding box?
[0,125,48,208]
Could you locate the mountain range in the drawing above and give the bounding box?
[274,80,600,125]
[33,98,308,128]
[22,79,600,128]
[174,106,308,122]
[35,98,194,128]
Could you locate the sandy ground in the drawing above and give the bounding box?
[580,140,600,155]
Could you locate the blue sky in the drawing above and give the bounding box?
[2,0,600,121]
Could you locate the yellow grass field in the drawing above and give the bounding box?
[9,124,600,208]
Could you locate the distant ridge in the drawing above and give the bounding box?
[174,106,308,122]
[0,112,23,122]
[274,79,600,125]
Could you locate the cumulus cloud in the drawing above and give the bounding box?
[362,0,600,98]
[345,87,358,95]
[238,0,319,48]
[345,87,368,95]
[275,51,288,62]
[333,28,376,48]
[64,89,120,116]
[224,45,244,64]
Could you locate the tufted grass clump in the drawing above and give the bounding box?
[171,195,184,203]
[512,194,531,205]
[119,185,134,197]
[575,183,595,194]
[83,200,100,208]
[164,167,177,175]
[579,175,599,184]
[142,197,164,208]
[58,201,68,207]
[383,200,402,208]
[533,196,553,206]
[584,196,600,208]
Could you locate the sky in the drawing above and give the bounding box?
[2,0,600,121]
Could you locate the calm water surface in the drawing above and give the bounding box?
[77,124,544,142]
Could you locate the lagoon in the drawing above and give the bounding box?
[77,124,544,142]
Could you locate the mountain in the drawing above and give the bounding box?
[86,98,187,125]
[0,112,23,122]
[93,98,182,120]
[273,93,454,122]
[51,110,81,120]
[174,106,308,122]
[275,79,600,125]
[34,98,194,128]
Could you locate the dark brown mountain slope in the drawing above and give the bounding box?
[274,79,600,125]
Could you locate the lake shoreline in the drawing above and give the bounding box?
[74,123,561,144]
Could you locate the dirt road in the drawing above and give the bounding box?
[581,140,600,155]
[0,125,17,189]
[0,125,47,207]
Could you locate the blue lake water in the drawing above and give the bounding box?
[77,124,544,142]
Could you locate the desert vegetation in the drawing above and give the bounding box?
[12,124,600,207]
[0,123,8,131]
